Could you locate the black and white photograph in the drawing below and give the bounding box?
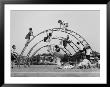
[4,4,106,84]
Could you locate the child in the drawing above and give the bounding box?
[63,35,71,48]
[11,45,16,53]
[25,28,34,46]
[44,30,52,42]
[63,21,68,30]
[58,20,63,28]
[44,30,53,53]
[77,42,84,52]
[11,45,17,68]
[86,46,91,61]
[77,42,84,59]
[55,45,60,52]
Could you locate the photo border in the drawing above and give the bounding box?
[0,0,109,87]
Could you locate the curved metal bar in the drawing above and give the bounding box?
[60,29,85,46]
[21,28,92,57]
[74,33,93,51]
[52,37,77,53]
[64,47,72,55]
[20,29,52,56]
[31,45,68,58]
[51,28,84,49]
[60,47,68,55]
[68,43,77,52]
[27,37,76,58]
[27,40,44,57]
[60,28,92,51]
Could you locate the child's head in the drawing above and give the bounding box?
[12,45,16,49]
[58,20,63,24]
[49,33,52,37]
[55,45,59,48]
[87,46,91,49]
[29,28,32,31]
[77,42,80,45]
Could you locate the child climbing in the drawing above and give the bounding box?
[85,46,91,61]
[44,30,53,53]
[55,45,60,52]
[63,21,68,30]
[77,41,84,60]
[58,20,63,28]
[58,20,68,31]
[11,45,16,53]
[44,30,52,42]
[63,35,71,48]
[25,28,34,46]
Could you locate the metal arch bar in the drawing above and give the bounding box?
[56,37,77,52]
[68,43,77,52]
[70,41,79,49]
[27,40,44,57]
[74,33,93,51]
[31,45,49,57]
[59,28,92,51]
[51,28,83,49]
[75,32,89,45]
[52,37,77,53]
[20,29,52,56]
[31,45,68,58]
[60,48,68,55]
[21,28,92,57]
[53,28,90,48]
[64,47,72,55]
[60,29,85,46]
[50,37,77,55]
[27,37,76,58]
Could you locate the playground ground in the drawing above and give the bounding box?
[11,65,100,77]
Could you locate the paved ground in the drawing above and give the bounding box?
[11,65,100,77]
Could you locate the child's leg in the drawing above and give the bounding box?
[11,61,13,68]
[25,39,30,46]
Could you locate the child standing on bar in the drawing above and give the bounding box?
[25,28,34,46]
[86,46,91,61]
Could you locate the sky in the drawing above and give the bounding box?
[10,10,100,56]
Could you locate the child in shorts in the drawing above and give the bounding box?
[25,28,34,46]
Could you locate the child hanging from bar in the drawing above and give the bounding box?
[25,28,34,46]
[44,30,53,53]
[63,35,71,48]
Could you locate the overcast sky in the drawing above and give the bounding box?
[10,10,100,56]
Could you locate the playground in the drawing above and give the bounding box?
[11,20,100,77]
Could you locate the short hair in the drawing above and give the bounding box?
[12,45,16,49]
[88,46,91,49]
[77,42,80,44]
[29,28,32,30]
[55,45,59,48]
[49,33,52,37]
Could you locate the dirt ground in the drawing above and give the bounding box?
[11,65,100,77]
